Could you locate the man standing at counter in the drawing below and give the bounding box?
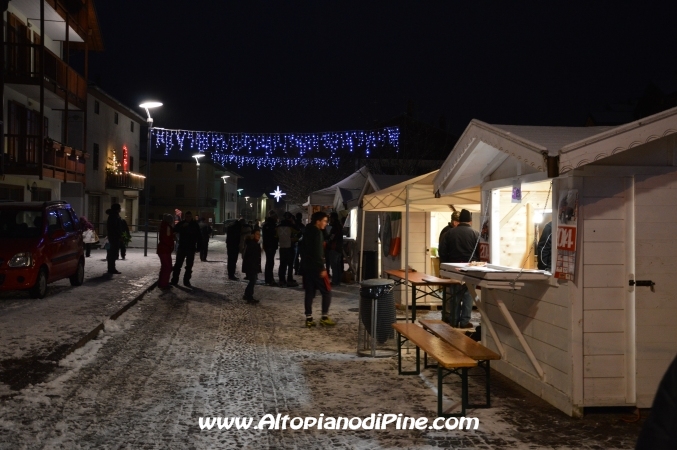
[440,209,479,329]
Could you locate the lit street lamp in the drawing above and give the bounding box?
[192,153,205,216]
[139,101,162,257]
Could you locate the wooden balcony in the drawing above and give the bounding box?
[106,172,146,191]
[4,42,87,110]
[3,137,86,183]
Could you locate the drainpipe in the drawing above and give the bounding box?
[38,0,45,180]
[0,0,8,177]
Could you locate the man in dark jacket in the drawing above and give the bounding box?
[226,219,242,280]
[171,211,201,287]
[438,211,460,261]
[198,217,213,262]
[106,203,123,274]
[440,209,479,328]
[294,212,305,275]
[261,213,279,286]
[301,211,334,328]
[326,212,343,286]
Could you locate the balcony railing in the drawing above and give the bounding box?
[106,172,146,191]
[3,137,85,183]
[4,42,87,110]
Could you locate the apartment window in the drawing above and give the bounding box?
[175,184,185,198]
[93,143,99,171]
[131,121,135,132]
[114,112,119,125]
[0,183,24,201]
[94,101,100,114]
[129,156,134,172]
[176,163,183,172]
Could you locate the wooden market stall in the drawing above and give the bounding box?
[433,107,677,416]
[306,166,411,279]
[360,170,480,314]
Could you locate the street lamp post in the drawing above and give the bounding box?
[236,189,243,219]
[192,154,205,217]
[139,101,162,257]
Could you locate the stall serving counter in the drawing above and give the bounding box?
[439,263,551,380]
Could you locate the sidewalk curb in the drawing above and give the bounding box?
[55,280,158,363]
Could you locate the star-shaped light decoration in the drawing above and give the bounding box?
[270,186,286,202]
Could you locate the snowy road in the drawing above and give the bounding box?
[0,242,641,449]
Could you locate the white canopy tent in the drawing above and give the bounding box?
[359,170,481,322]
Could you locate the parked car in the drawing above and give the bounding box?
[0,201,85,298]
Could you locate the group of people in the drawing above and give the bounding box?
[152,208,340,327]
[226,211,341,327]
[156,211,213,289]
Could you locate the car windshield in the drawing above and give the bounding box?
[0,209,43,238]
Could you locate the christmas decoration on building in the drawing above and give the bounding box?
[150,127,400,168]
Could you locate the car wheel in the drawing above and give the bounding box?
[70,259,85,286]
[30,267,48,299]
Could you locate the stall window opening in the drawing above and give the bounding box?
[491,180,552,270]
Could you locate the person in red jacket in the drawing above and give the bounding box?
[157,214,176,290]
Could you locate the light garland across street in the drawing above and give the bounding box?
[151,127,400,168]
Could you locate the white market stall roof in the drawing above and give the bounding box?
[307,168,416,211]
[308,166,370,206]
[434,106,677,195]
[362,170,481,213]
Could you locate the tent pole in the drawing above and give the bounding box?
[405,185,410,324]
[359,208,366,282]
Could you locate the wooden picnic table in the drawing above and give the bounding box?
[384,269,461,321]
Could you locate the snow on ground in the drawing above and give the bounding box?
[0,241,642,449]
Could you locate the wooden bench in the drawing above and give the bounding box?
[392,323,477,417]
[419,319,500,408]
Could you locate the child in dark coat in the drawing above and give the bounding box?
[242,229,262,303]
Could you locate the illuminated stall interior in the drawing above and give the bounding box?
[491,180,553,270]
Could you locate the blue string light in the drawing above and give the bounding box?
[151,127,400,168]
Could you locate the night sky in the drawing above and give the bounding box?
[87,1,677,194]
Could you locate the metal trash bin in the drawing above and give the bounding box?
[357,279,397,357]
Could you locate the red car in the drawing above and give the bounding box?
[0,201,85,298]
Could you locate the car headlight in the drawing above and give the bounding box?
[8,253,32,268]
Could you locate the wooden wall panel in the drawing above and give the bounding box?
[583,310,625,333]
[583,177,625,198]
[584,355,625,378]
[583,265,625,288]
[582,197,625,220]
[583,243,624,265]
[487,291,569,330]
[583,288,625,310]
[484,332,571,395]
[583,220,624,242]
[584,378,625,403]
[584,332,625,355]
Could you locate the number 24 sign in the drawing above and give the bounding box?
[556,226,577,251]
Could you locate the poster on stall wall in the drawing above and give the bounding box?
[511,179,522,203]
[479,218,490,262]
[554,189,578,280]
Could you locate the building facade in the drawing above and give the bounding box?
[67,86,145,232]
[140,156,239,228]
[0,0,102,211]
